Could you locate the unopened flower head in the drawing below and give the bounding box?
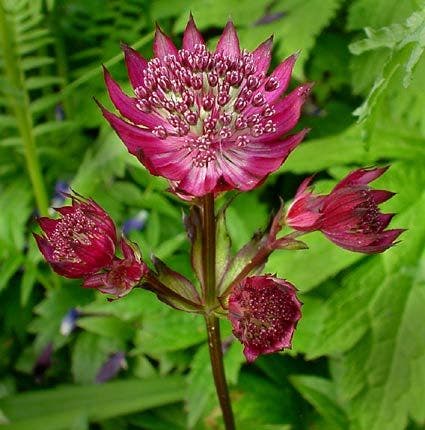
[228,275,302,362]
[99,16,311,197]
[34,193,117,278]
[286,167,404,253]
[83,239,148,298]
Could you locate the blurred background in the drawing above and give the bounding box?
[0,0,424,429]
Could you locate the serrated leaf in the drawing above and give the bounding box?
[307,161,425,430]
[21,56,54,71]
[186,326,244,429]
[29,286,92,352]
[77,316,134,340]
[30,93,65,115]
[266,231,363,293]
[18,37,54,55]
[25,76,63,90]
[72,331,125,384]
[132,291,205,355]
[290,375,348,429]
[33,120,75,137]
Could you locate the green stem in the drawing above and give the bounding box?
[202,193,216,308]
[0,3,49,216]
[205,314,236,430]
[202,194,236,430]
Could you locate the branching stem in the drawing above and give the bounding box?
[201,194,236,430]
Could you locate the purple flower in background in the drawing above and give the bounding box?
[96,352,127,383]
[122,210,148,235]
[60,308,80,336]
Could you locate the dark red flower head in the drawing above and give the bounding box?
[228,275,302,363]
[99,15,310,197]
[34,193,117,278]
[83,239,148,298]
[286,167,404,253]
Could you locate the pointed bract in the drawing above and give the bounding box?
[121,43,148,89]
[215,20,240,58]
[153,24,178,58]
[183,14,204,49]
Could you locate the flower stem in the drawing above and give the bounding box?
[205,314,236,430]
[202,193,216,308]
[202,194,236,430]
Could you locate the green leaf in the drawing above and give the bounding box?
[0,376,185,430]
[77,316,134,340]
[72,332,125,384]
[290,375,348,429]
[307,161,425,430]
[132,291,205,355]
[29,285,92,352]
[153,232,187,260]
[25,76,63,90]
[266,231,363,293]
[348,0,419,30]
[186,324,244,428]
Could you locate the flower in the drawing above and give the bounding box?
[34,193,117,278]
[83,239,148,298]
[228,275,302,362]
[286,167,404,253]
[99,16,310,197]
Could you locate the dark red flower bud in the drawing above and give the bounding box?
[34,193,117,278]
[286,167,404,253]
[83,239,148,298]
[228,275,302,362]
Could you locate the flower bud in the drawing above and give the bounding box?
[83,239,148,298]
[34,193,116,278]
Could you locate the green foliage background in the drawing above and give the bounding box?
[0,0,425,429]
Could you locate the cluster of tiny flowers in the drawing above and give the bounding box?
[228,276,301,362]
[34,193,147,298]
[100,17,310,196]
[285,167,404,253]
[34,16,403,363]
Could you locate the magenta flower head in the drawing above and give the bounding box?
[286,167,404,253]
[83,239,148,298]
[228,275,302,363]
[34,193,117,278]
[99,16,311,197]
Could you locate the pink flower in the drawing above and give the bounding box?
[34,193,117,278]
[228,275,302,363]
[286,167,404,253]
[83,239,148,298]
[99,16,310,197]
